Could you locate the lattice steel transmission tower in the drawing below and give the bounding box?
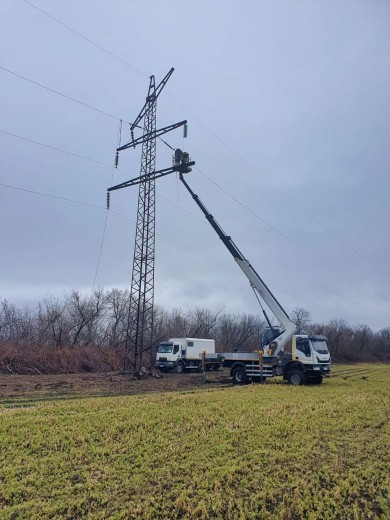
[109,68,189,372]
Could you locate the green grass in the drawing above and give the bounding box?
[1,365,389,519]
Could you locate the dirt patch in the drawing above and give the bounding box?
[0,370,231,404]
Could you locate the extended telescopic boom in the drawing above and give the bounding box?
[179,173,296,355]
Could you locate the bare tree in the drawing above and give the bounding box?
[1,289,389,374]
[325,318,350,358]
[103,288,129,349]
[35,297,67,348]
[352,324,373,355]
[291,307,311,334]
[216,313,264,352]
[66,289,106,348]
[187,307,224,338]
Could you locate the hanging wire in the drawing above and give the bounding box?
[114,119,122,168]
[118,119,123,147]
[92,120,122,290]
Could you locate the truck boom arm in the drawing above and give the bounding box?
[179,174,296,355]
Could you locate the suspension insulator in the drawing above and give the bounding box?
[183,123,188,138]
[131,130,135,146]
[106,192,110,210]
[115,151,119,168]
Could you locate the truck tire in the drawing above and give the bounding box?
[287,369,306,386]
[232,365,248,385]
[176,361,185,374]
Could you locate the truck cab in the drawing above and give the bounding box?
[156,341,182,371]
[287,334,331,383]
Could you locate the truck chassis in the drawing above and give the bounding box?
[222,352,330,385]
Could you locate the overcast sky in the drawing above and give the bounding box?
[1,0,390,329]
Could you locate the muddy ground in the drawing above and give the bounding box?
[0,370,232,405]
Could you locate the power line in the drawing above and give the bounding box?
[0,9,386,312]
[0,181,231,272]
[0,183,366,320]
[194,165,390,304]
[92,210,109,289]
[3,97,299,298]
[0,181,103,209]
[21,0,148,78]
[1,120,387,312]
[0,183,352,311]
[0,65,178,174]
[19,0,390,281]
[2,124,389,310]
[0,180,359,321]
[0,65,130,124]
[0,129,113,168]
[158,190,386,314]
[92,121,122,290]
[1,128,132,179]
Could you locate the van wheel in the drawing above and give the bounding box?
[176,361,185,374]
[287,369,306,385]
[232,365,248,385]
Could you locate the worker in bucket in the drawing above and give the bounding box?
[174,149,192,173]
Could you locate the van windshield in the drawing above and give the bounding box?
[158,343,173,353]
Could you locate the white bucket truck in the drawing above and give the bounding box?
[156,338,222,373]
[177,173,331,386]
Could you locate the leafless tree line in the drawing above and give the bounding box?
[0,292,388,374]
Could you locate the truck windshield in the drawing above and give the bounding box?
[158,343,173,353]
[311,339,329,355]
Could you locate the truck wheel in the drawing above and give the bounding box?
[176,361,185,374]
[232,365,248,385]
[287,369,306,386]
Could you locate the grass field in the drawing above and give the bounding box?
[1,364,389,519]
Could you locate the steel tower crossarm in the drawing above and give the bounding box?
[108,162,195,192]
[118,120,187,152]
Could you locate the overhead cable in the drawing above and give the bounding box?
[0,65,130,124]
[20,0,148,78]
[19,0,389,279]
[194,166,390,304]
[0,180,361,321]
[158,192,385,312]
[92,120,123,290]
[2,126,388,308]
